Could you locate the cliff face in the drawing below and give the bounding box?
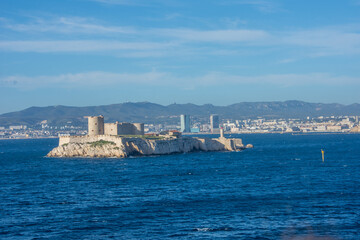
[47,137,245,158]
[47,142,127,158]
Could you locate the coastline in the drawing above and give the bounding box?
[0,136,58,140]
[183,131,360,136]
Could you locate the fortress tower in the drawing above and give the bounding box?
[86,115,104,136]
[133,123,145,135]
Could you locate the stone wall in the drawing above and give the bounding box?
[102,122,145,136]
[117,122,135,135]
[104,123,118,136]
[59,135,124,147]
[217,137,243,151]
[133,123,145,135]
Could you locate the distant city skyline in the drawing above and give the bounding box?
[1,0,360,114]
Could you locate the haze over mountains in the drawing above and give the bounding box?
[1,101,360,127]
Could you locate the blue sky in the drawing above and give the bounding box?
[1,0,360,113]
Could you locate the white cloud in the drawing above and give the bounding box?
[354,0,360,6]
[277,58,297,64]
[2,71,359,90]
[1,71,170,89]
[282,28,360,55]
[91,0,180,7]
[219,0,280,12]
[155,28,269,43]
[194,72,360,87]
[90,0,145,6]
[0,17,134,34]
[0,40,176,52]
[221,17,248,28]
[1,17,268,43]
[2,16,360,57]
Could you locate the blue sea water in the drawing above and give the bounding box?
[1,134,360,240]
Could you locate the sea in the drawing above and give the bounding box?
[1,134,360,240]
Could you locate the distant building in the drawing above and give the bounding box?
[190,128,200,133]
[210,114,220,133]
[327,125,342,132]
[180,114,191,133]
[159,130,182,138]
[315,125,327,132]
[350,125,360,132]
[9,125,27,130]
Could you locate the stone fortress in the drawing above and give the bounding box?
[87,115,144,136]
[58,116,145,146]
[49,115,251,158]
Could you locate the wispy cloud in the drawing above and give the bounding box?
[196,72,360,87]
[281,27,360,56]
[2,17,268,43]
[353,0,360,6]
[2,71,359,90]
[91,0,180,7]
[221,17,248,28]
[0,40,176,53]
[277,58,297,64]
[2,16,360,58]
[0,17,134,34]
[220,0,281,12]
[155,28,269,42]
[0,71,170,89]
[90,0,146,6]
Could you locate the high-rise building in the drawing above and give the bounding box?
[210,114,220,133]
[180,114,191,132]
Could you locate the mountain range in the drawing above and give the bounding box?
[1,100,360,127]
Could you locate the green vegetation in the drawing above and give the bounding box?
[88,140,116,147]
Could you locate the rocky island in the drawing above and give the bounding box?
[47,115,252,158]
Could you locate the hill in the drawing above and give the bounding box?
[0,101,360,126]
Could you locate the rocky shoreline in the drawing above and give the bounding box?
[47,136,251,158]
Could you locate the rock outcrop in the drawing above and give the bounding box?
[47,136,247,158]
